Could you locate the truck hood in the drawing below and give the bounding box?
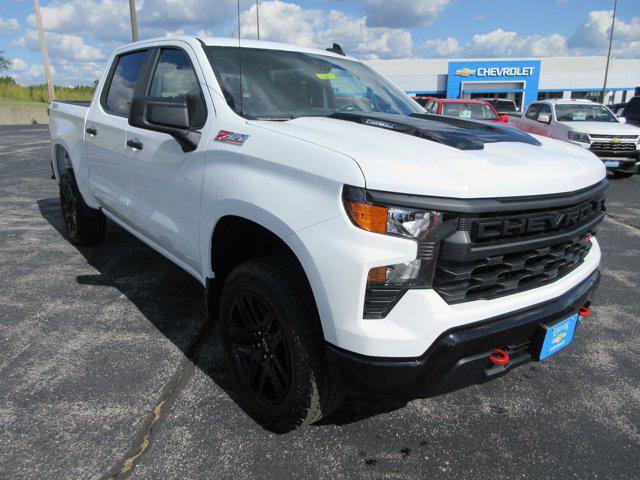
[562,121,640,136]
[251,115,605,198]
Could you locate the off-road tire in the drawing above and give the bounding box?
[220,255,344,432]
[59,169,106,245]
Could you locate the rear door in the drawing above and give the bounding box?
[124,45,212,271]
[86,49,150,216]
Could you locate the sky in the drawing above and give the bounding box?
[0,0,639,86]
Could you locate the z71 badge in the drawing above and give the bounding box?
[214,130,249,145]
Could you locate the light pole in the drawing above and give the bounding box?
[600,0,617,104]
[33,0,55,101]
[256,0,260,40]
[129,0,139,42]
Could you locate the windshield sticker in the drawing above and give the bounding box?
[573,112,587,121]
[460,110,472,119]
[316,73,337,80]
[214,130,249,146]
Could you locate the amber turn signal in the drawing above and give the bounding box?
[345,200,388,234]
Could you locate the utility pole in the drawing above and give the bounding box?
[256,0,260,40]
[600,0,617,104]
[129,0,139,42]
[34,0,55,101]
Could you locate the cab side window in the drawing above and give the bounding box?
[538,104,552,119]
[525,103,541,119]
[148,49,207,128]
[105,50,148,116]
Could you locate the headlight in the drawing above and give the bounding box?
[343,185,442,239]
[343,185,455,319]
[567,131,590,143]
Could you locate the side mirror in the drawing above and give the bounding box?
[129,97,199,151]
[500,115,509,123]
[538,113,551,124]
[618,116,627,123]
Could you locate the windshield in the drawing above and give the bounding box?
[555,104,618,123]
[441,102,499,121]
[204,46,423,119]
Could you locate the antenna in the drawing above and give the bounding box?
[237,0,244,116]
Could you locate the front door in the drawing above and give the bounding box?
[86,49,150,217]
[124,46,212,272]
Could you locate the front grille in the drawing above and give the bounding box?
[434,235,592,303]
[590,142,637,152]
[589,134,638,140]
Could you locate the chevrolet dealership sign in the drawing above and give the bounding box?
[447,60,542,108]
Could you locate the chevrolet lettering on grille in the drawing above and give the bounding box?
[473,198,605,241]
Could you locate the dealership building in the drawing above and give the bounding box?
[368,56,640,111]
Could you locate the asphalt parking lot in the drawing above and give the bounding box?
[1,124,639,479]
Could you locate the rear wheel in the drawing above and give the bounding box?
[59,168,106,245]
[220,256,343,432]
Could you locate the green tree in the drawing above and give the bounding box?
[0,50,11,72]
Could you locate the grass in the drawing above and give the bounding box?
[0,78,95,105]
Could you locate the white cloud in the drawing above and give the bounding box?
[423,29,567,58]
[363,0,450,28]
[473,14,486,22]
[568,10,640,57]
[422,37,461,57]
[239,1,413,59]
[10,58,28,72]
[16,30,106,62]
[0,17,20,34]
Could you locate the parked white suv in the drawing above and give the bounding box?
[49,37,605,431]
[513,99,640,178]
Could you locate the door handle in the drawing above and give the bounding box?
[85,127,97,135]
[127,139,143,150]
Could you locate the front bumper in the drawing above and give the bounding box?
[326,269,599,398]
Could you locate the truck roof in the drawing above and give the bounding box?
[539,99,601,105]
[117,36,353,61]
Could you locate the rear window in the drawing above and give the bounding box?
[104,50,148,116]
[493,100,516,112]
[441,102,499,121]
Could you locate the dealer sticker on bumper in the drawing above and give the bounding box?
[539,313,579,360]
[604,160,620,168]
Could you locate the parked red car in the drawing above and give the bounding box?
[423,98,509,124]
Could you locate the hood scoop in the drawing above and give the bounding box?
[330,112,541,151]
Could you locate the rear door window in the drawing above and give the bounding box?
[104,50,148,116]
[148,48,207,128]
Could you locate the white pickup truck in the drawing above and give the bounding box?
[49,37,605,432]
[512,99,640,178]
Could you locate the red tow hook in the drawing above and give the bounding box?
[578,306,591,317]
[489,349,510,366]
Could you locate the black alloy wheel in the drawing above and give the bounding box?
[228,291,293,405]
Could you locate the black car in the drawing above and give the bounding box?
[621,97,640,127]
[609,103,627,116]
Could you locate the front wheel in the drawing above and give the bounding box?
[220,256,343,432]
[59,168,106,245]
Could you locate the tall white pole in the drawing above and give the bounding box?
[34,0,55,101]
[129,0,139,42]
[256,0,260,40]
[600,0,617,104]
